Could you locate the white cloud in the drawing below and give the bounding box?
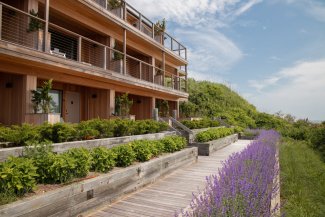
[248,59,325,120]
[175,29,243,80]
[126,0,262,27]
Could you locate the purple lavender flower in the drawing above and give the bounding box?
[182,130,280,217]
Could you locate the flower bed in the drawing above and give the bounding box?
[0,119,168,147]
[182,130,280,216]
[0,136,186,206]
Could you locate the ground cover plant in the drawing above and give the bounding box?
[0,135,187,205]
[181,118,220,129]
[195,127,235,143]
[280,139,325,216]
[0,119,168,147]
[181,130,280,216]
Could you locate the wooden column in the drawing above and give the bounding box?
[185,64,188,92]
[123,29,127,75]
[44,0,50,52]
[176,100,180,119]
[162,51,165,86]
[0,4,2,40]
[22,75,37,121]
[109,89,115,117]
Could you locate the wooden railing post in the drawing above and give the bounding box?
[103,46,107,70]
[138,14,142,31]
[78,36,82,62]
[123,2,127,21]
[44,0,50,52]
[162,51,166,86]
[139,62,142,80]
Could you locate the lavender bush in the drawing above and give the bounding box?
[181,130,280,217]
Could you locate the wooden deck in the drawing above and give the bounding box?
[84,140,251,217]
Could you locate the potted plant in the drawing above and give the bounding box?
[154,18,166,36]
[28,79,61,125]
[115,93,135,120]
[107,0,123,9]
[157,100,169,118]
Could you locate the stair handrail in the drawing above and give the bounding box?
[169,117,192,134]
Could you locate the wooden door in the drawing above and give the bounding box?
[65,91,80,123]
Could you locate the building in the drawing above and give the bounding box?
[0,0,188,125]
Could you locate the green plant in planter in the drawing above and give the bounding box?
[31,79,53,114]
[157,100,169,117]
[27,9,43,32]
[116,93,133,117]
[113,44,124,61]
[107,0,123,10]
[154,18,166,36]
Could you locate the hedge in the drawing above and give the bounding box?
[0,119,169,146]
[195,127,235,143]
[0,135,187,202]
[181,118,220,129]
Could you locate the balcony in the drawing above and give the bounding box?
[90,0,187,60]
[0,2,187,93]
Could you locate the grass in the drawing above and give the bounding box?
[280,139,325,217]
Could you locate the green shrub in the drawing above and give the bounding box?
[309,125,325,160]
[113,144,136,167]
[34,152,76,184]
[0,157,38,196]
[132,140,153,162]
[181,118,220,129]
[153,140,165,156]
[113,119,135,137]
[49,153,77,183]
[49,122,78,143]
[67,148,92,177]
[196,128,235,142]
[0,124,40,146]
[91,147,116,173]
[77,121,100,140]
[161,136,178,153]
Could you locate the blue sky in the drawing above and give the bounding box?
[127,0,325,121]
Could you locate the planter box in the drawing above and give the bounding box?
[238,133,257,140]
[0,131,176,162]
[25,113,61,125]
[0,147,198,217]
[188,134,238,156]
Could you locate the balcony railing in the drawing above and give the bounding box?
[0,2,187,93]
[90,0,187,60]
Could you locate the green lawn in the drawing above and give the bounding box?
[280,139,325,217]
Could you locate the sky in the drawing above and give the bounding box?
[127,0,325,121]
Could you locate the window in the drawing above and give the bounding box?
[50,90,62,114]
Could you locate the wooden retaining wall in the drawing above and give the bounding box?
[0,147,198,217]
[188,134,238,156]
[0,131,175,162]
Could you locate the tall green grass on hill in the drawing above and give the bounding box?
[280,139,325,216]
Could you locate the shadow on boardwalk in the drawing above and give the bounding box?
[84,140,251,217]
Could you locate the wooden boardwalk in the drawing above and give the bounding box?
[84,140,251,217]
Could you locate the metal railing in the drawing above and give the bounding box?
[0,2,187,92]
[90,0,187,60]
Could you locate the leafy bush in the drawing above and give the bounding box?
[309,125,325,160]
[77,121,100,140]
[0,124,39,146]
[113,144,136,167]
[196,128,235,143]
[132,140,153,162]
[67,148,92,177]
[161,137,179,153]
[53,123,78,143]
[0,157,38,195]
[181,118,219,129]
[91,147,116,173]
[33,152,76,184]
